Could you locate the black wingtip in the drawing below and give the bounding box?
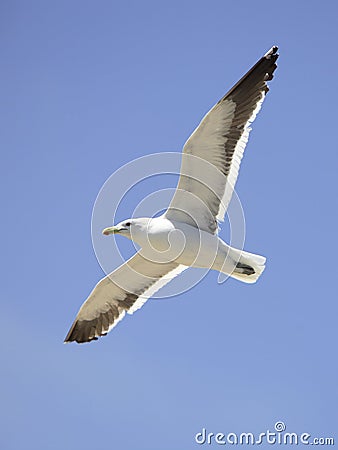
[64,317,107,344]
[264,45,279,58]
[64,333,99,344]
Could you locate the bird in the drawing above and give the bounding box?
[65,46,279,344]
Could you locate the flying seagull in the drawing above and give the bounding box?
[65,46,279,344]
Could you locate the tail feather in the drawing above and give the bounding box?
[229,248,266,284]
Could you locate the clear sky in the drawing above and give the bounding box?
[1,1,337,449]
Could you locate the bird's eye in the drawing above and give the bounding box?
[125,222,131,227]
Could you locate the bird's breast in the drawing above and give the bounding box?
[139,221,220,268]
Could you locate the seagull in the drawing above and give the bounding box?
[65,46,279,344]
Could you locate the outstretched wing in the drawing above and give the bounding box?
[165,46,278,234]
[65,253,187,343]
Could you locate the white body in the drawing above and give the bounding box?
[127,217,265,282]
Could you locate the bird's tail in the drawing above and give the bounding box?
[229,248,266,284]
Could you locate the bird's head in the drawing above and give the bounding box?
[102,218,150,241]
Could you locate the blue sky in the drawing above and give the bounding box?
[1,1,338,449]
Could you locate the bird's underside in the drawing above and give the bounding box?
[65,46,278,344]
